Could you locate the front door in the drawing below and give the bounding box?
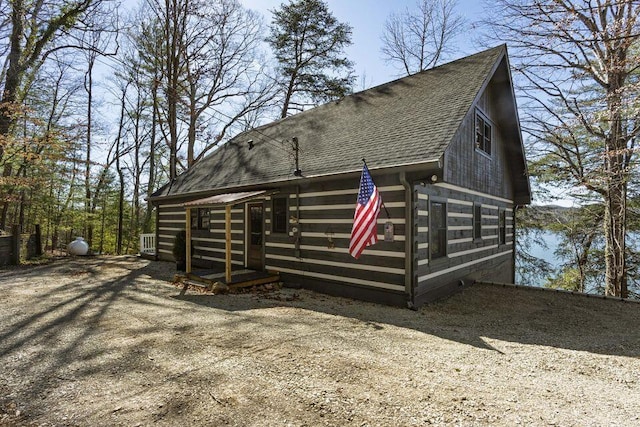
[247,203,264,270]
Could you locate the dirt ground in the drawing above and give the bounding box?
[0,256,639,426]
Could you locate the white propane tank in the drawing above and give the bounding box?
[68,237,89,256]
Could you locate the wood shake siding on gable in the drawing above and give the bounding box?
[413,182,514,303]
[445,81,515,200]
[264,175,406,293]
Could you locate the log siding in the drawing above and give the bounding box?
[156,202,246,269]
[157,204,185,258]
[264,174,407,298]
[413,181,514,305]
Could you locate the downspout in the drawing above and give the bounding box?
[186,207,192,274]
[295,184,301,258]
[400,172,415,309]
[512,205,519,285]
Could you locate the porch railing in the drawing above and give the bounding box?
[139,233,156,254]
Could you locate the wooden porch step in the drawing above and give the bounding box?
[172,275,210,295]
[178,271,281,291]
[227,274,280,290]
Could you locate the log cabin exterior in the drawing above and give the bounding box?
[149,45,530,307]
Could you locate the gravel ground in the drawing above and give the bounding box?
[0,255,639,426]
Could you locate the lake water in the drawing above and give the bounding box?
[515,230,563,286]
[515,229,640,295]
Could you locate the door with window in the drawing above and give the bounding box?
[247,203,264,270]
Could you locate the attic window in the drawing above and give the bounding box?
[475,110,492,156]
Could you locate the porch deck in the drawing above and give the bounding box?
[183,268,280,289]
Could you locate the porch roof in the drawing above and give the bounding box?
[181,190,272,208]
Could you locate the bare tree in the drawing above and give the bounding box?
[81,8,119,250]
[123,9,165,233]
[381,0,464,75]
[0,0,108,230]
[0,0,104,161]
[142,0,275,179]
[182,0,277,166]
[114,82,129,255]
[485,1,640,298]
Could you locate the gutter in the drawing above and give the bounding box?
[148,159,443,204]
[295,184,301,258]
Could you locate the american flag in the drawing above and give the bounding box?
[349,164,382,259]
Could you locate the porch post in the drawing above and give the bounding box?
[186,207,192,274]
[225,204,232,283]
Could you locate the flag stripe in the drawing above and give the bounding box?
[351,195,379,250]
[349,165,383,259]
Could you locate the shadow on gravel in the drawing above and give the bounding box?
[0,257,178,422]
[173,283,640,359]
[3,256,639,424]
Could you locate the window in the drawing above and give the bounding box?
[473,204,482,240]
[272,197,288,234]
[430,201,447,259]
[190,208,209,230]
[249,205,263,245]
[499,209,506,245]
[475,110,492,155]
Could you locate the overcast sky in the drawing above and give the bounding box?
[241,0,489,88]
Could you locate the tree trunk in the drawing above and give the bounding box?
[187,78,196,166]
[280,74,297,119]
[84,57,94,250]
[114,84,128,255]
[143,78,159,233]
[99,191,106,254]
[117,167,124,255]
[604,175,627,298]
[0,0,24,159]
[603,80,628,299]
[575,233,595,294]
[165,0,182,180]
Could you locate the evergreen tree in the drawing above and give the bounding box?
[267,0,355,118]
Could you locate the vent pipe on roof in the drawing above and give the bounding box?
[247,139,254,150]
[292,137,302,176]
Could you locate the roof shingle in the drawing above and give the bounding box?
[153,45,506,199]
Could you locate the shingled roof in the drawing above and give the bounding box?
[152,45,522,201]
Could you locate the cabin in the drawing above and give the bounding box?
[149,45,531,308]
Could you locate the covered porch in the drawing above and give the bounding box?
[181,190,279,289]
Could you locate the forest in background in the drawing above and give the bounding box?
[0,0,638,299]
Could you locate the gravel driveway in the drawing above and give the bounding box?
[1,256,639,426]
